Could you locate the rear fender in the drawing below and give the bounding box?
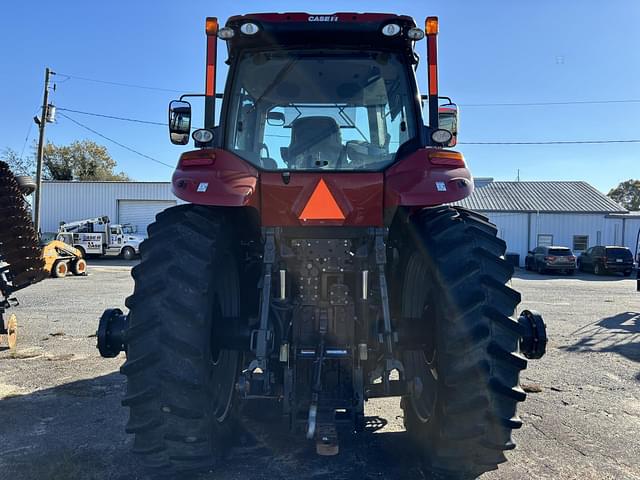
[385,148,473,208]
[172,149,259,208]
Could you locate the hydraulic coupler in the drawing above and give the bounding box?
[97,308,129,358]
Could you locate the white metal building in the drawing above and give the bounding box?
[40,182,184,235]
[456,180,640,266]
[40,180,640,266]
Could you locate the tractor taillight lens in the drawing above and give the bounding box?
[181,158,214,167]
[180,151,215,167]
[428,150,465,167]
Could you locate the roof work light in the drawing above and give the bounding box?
[382,24,401,36]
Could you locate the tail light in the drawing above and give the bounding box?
[180,151,215,167]
[544,256,556,262]
[568,256,576,261]
[428,150,466,167]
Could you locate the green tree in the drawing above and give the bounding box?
[608,179,640,211]
[1,141,131,181]
[43,140,131,181]
[0,147,35,176]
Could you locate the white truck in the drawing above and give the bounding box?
[56,216,145,260]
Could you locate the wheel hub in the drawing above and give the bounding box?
[404,350,438,423]
[96,308,129,358]
[518,309,547,360]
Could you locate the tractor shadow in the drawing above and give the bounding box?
[560,312,640,377]
[0,373,426,480]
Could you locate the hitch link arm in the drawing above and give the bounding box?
[374,229,403,393]
[250,228,276,375]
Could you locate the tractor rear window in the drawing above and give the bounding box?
[224,50,418,171]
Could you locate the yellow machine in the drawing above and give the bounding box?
[42,240,87,278]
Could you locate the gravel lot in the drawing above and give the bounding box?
[0,260,638,480]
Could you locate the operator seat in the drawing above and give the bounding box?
[282,116,346,169]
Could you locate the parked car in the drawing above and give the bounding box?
[525,246,577,274]
[578,246,634,276]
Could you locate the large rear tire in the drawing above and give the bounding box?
[120,205,241,473]
[398,207,527,479]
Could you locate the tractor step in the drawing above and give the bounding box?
[315,423,339,456]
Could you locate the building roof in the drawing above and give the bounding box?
[456,181,627,214]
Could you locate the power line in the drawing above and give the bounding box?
[57,112,174,169]
[54,107,640,146]
[53,71,640,107]
[55,72,185,94]
[460,139,640,145]
[19,106,40,159]
[459,99,640,107]
[57,107,165,126]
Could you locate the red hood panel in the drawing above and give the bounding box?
[260,173,383,227]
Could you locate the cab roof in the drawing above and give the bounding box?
[223,12,419,59]
[226,12,415,24]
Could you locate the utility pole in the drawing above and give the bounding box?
[33,67,55,234]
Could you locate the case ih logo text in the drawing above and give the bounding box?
[308,16,338,22]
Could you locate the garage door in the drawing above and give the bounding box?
[117,200,176,236]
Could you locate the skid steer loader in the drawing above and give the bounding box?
[42,240,87,278]
[98,13,548,478]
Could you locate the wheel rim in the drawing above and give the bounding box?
[402,254,439,424]
[209,252,240,424]
[405,349,438,423]
[211,349,239,422]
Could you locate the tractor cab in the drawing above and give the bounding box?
[168,13,471,225]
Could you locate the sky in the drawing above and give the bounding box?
[1,0,639,193]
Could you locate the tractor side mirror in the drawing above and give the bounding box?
[168,100,192,145]
[438,103,458,148]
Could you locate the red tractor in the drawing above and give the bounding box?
[98,13,547,478]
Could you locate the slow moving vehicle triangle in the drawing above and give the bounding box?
[299,179,345,221]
